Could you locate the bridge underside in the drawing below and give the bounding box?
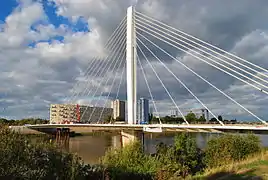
[27,124,268,135]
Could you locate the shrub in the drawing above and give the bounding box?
[205,134,261,167]
[101,141,159,179]
[0,127,95,180]
[155,133,205,178]
[102,134,204,179]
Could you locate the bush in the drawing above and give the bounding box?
[0,127,97,180]
[205,134,261,167]
[102,141,158,179]
[102,134,205,179]
[155,133,205,178]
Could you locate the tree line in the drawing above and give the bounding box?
[148,112,239,124]
[0,118,49,126]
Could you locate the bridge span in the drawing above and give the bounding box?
[27,123,268,134]
[21,123,268,147]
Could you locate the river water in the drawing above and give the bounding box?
[60,132,268,165]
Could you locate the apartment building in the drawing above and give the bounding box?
[50,104,112,124]
[111,99,125,121]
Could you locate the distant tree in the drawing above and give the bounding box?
[161,116,171,124]
[198,116,206,123]
[151,116,160,124]
[185,112,197,123]
[230,119,237,124]
[0,118,48,126]
[218,115,223,121]
[209,117,217,122]
[148,113,153,123]
[175,117,184,124]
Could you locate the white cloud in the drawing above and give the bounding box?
[1,0,268,122]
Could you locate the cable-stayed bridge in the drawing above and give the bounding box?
[28,6,268,136]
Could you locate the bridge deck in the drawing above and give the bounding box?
[26,124,268,133]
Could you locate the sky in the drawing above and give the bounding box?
[1,0,268,122]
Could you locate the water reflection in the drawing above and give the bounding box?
[56,132,268,165]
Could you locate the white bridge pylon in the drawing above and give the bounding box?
[126,6,137,124]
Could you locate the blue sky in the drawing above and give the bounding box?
[43,1,89,32]
[0,1,18,22]
[0,0,89,39]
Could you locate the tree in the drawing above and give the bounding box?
[173,133,204,176]
[198,116,206,123]
[155,133,204,178]
[0,127,94,179]
[218,115,223,121]
[185,112,197,123]
[102,141,160,179]
[148,113,153,123]
[205,134,261,167]
[209,117,217,123]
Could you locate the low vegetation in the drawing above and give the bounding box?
[0,127,92,179]
[101,133,262,179]
[191,151,268,179]
[0,125,265,180]
[204,134,261,167]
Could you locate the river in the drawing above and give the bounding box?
[59,132,268,165]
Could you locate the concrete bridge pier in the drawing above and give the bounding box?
[120,130,144,148]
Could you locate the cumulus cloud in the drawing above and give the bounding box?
[1,0,268,122]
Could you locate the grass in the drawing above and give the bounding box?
[188,150,268,180]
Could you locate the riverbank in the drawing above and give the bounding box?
[191,151,268,179]
[1,126,267,179]
[8,125,44,134]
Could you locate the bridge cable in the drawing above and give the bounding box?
[115,63,126,100]
[135,23,268,92]
[136,50,162,125]
[89,50,125,124]
[79,39,125,122]
[67,57,102,104]
[137,36,224,126]
[73,24,126,104]
[136,41,189,125]
[67,17,127,105]
[135,25,268,95]
[135,17,268,86]
[112,63,126,123]
[135,11,268,78]
[69,28,126,106]
[138,32,267,125]
[85,41,126,123]
[65,16,126,104]
[79,34,126,122]
[97,55,126,123]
